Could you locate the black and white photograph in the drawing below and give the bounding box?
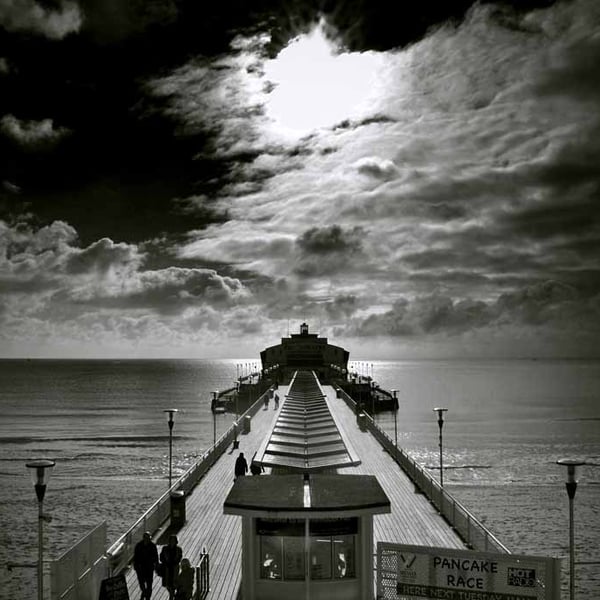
[1,1,598,598]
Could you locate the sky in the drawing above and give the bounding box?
[1,0,599,359]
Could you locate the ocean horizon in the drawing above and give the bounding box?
[1,358,598,599]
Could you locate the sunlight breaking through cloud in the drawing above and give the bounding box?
[263,19,383,133]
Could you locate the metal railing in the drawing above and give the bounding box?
[105,387,273,574]
[335,387,510,555]
[195,549,210,599]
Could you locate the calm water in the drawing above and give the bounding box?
[0,358,598,598]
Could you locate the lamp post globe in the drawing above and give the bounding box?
[26,459,55,600]
[557,458,586,600]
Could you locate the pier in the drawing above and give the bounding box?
[99,374,507,600]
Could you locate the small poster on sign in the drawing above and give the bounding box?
[98,573,129,600]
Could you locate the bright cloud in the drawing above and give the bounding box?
[1,114,71,149]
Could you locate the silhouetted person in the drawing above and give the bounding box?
[175,557,194,600]
[235,452,248,478]
[134,531,158,600]
[250,452,264,475]
[160,534,183,600]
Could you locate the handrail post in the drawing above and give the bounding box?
[467,515,471,547]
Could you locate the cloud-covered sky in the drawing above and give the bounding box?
[1,0,599,358]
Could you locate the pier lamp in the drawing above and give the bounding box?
[391,390,399,447]
[26,459,55,600]
[212,391,225,447]
[163,409,179,489]
[233,382,240,450]
[557,458,586,600]
[433,408,448,487]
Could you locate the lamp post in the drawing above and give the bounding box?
[233,380,240,450]
[212,391,218,446]
[26,459,55,600]
[433,408,448,487]
[163,409,179,489]
[212,391,225,447]
[392,390,399,447]
[557,458,585,600]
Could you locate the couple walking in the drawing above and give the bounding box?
[134,533,193,600]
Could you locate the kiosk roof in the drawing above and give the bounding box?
[224,474,390,515]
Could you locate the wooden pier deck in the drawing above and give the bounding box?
[124,384,466,599]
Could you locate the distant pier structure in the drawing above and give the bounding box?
[260,323,348,384]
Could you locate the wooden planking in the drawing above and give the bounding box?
[124,387,289,600]
[329,385,466,551]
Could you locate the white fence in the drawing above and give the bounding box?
[50,522,107,600]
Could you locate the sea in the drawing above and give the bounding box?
[0,358,598,599]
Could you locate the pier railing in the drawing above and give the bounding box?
[194,549,210,599]
[335,387,510,555]
[105,387,272,574]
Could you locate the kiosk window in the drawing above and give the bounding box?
[310,535,355,580]
[260,536,304,580]
[310,538,332,580]
[258,518,356,581]
[283,537,305,580]
[260,536,282,579]
[334,535,355,579]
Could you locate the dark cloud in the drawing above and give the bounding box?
[294,224,366,276]
[0,0,82,39]
[333,114,396,131]
[348,280,600,338]
[498,197,600,241]
[324,294,358,318]
[80,0,178,43]
[535,32,600,102]
[495,279,579,325]
[320,0,557,51]
[297,224,364,254]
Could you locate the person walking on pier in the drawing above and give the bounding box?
[134,532,158,600]
[160,534,183,599]
[175,557,194,600]
[234,452,248,479]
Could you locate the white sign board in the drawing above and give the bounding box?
[377,543,561,600]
